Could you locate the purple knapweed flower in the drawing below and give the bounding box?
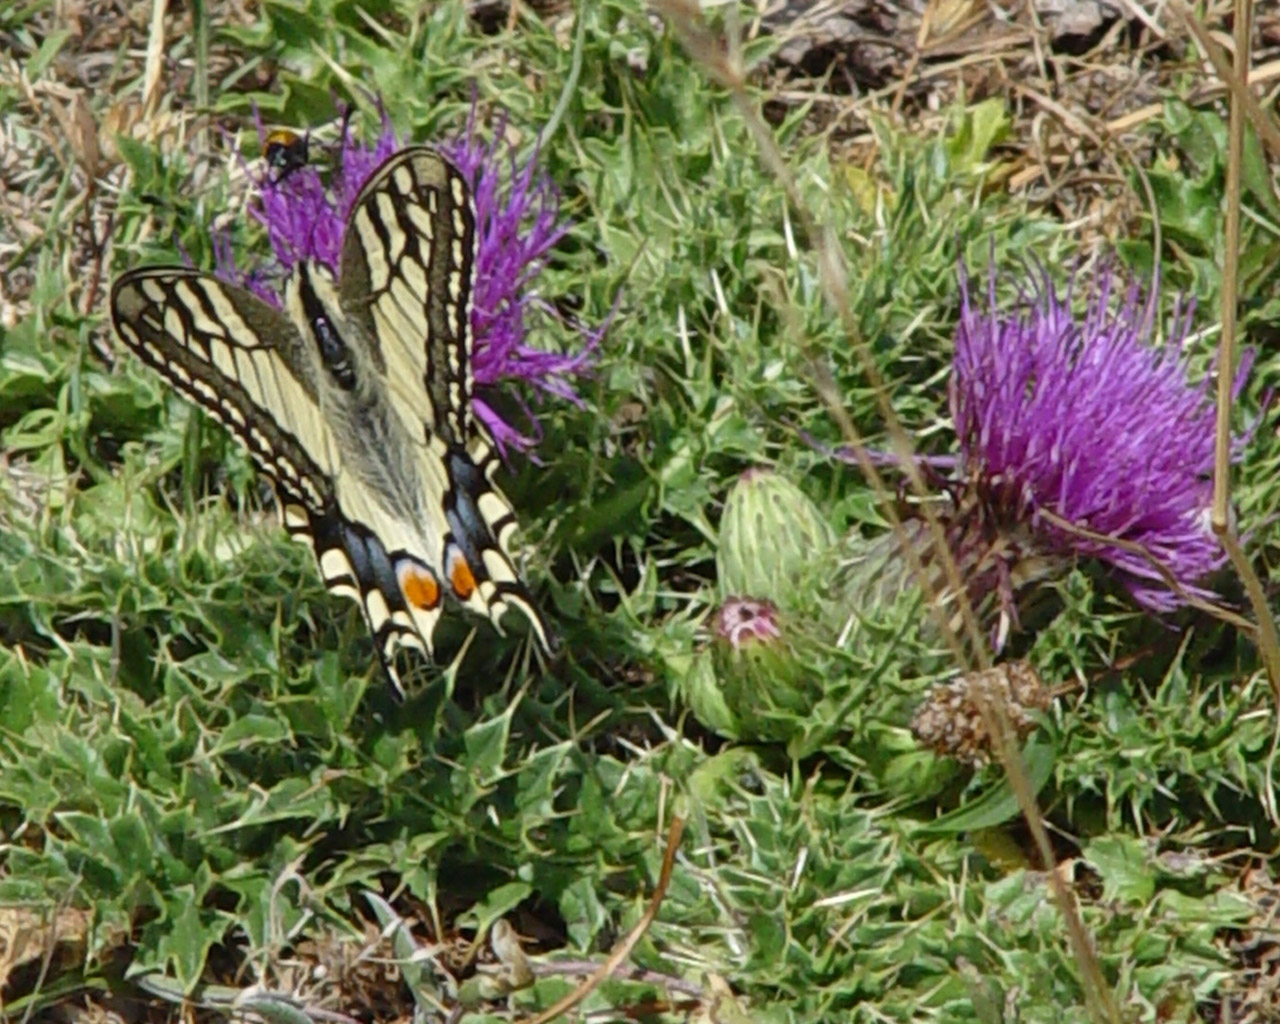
[949,262,1250,614]
[219,105,596,452]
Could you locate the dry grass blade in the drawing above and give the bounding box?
[1034,509,1257,634]
[513,814,686,1024]
[653,0,989,674]
[1209,0,1280,826]
[142,0,168,120]
[0,904,91,1010]
[1099,57,1280,137]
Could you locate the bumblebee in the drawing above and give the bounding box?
[262,128,309,183]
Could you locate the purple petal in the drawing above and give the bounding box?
[714,598,784,648]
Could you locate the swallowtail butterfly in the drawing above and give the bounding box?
[111,147,552,696]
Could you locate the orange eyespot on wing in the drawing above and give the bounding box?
[397,562,442,610]
[447,549,477,600]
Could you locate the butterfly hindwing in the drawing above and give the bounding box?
[290,501,438,696]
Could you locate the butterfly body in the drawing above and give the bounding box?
[111,148,550,695]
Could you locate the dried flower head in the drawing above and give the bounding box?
[219,105,596,452]
[951,264,1249,614]
[910,661,1052,767]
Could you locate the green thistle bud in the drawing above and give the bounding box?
[711,597,820,742]
[717,468,836,615]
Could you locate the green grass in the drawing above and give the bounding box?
[2,2,1279,1021]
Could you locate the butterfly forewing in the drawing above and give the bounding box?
[339,147,476,446]
[110,269,338,508]
[110,146,551,696]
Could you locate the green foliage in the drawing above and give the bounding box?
[2,0,1277,1021]
[1122,98,1280,332]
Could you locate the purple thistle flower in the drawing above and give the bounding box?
[950,262,1250,614]
[713,597,784,649]
[218,105,596,452]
